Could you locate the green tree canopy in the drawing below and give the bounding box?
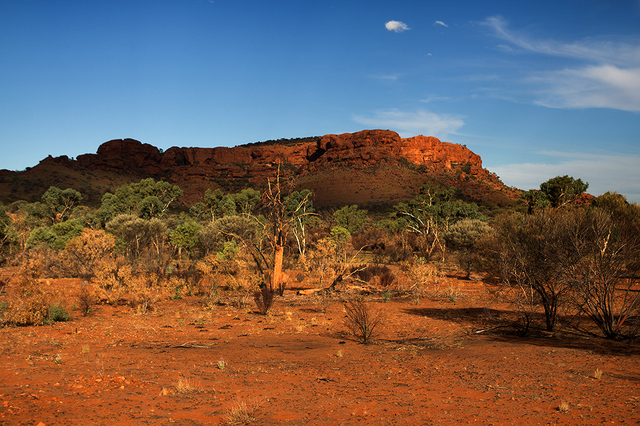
[98,178,183,225]
[105,214,166,259]
[445,218,493,278]
[394,182,483,259]
[539,175,588,208]
[27,219,84,250]
[41,186,83,225]
[169,218,202,259]
[334,204,367,234]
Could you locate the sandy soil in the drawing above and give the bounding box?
[1,276,639,425]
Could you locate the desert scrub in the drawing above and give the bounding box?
[93,256,175,312]
[4,275,51,326]
[173,377,203,394]
[593,368,603,380]
[404,259,443,296]
[47,303,70,323]
[92,255,131,304]
[59,228,116,278]
[129,274,171,314]
[343,298,383,344]
[254,287,275,315]
[438,283,462,302]
[76,282,95,316]
[224,400,256,425]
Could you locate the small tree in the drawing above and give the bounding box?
[170,218,202,259]
[445,219,493,279]
[97,178,182,225]
[0,203,13,257]
[539,175,589,208]
[26,220,84,250]
[569,199,640,339]
[106,215,149,259]
[496,209,588,332]
[395,182,482,260]
[259,169,313,291]
[41,186,83,225]
[334,205,367,235]
[60,228,116,279]
[286,189,314,259]
[329,226,351,263]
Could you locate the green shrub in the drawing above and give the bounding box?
[47,304,70,323]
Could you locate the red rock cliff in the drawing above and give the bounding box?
[75,130,481,173]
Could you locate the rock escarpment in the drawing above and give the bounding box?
[7,129,517,207]
[73,129,482,173]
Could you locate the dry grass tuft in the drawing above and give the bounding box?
[593,368,603,380]
[173,377,203,394]
[558,401,570,413]
[224,400,256,425]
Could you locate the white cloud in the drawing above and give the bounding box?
[434,20,448,28]
[489,151,640,202]
[352,109,464,138]
[482,15,640,112]
[385,20,410,33]
[483,16,640,66]
[533,65,640,112]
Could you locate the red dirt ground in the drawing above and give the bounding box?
[1,276,639,425]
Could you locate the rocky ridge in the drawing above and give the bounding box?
[1,130,519,208]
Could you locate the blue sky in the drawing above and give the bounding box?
[1,0,639,201]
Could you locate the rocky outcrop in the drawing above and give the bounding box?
[77,139,164,174]
[72,130,482,174]
[1,129,519,207]
[401,135,481,169]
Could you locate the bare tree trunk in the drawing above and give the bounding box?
[272,244,284,291]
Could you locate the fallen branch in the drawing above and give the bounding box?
[171,341,213,349]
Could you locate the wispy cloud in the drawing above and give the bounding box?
[482,16,640,112]
[352,109,464,138]
[420,94,451,103]
[369,74,399,82]
[385,20,410,33]
[489,151,640,202]
[434,20,448,28]
[482,16,640,66]
[532,65,640,112]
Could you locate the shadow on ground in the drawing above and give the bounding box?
[403,306,639,357]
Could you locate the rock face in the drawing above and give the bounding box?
[74,130,482,173]
[401,135,481,169]
[3,129,518,207]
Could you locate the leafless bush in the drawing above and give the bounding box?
[379,272,396,288]
[254,287,274,315]
[76,281,95,316]
[351,228,387,253]
[568,208,640,339]
[343,298,382,344]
